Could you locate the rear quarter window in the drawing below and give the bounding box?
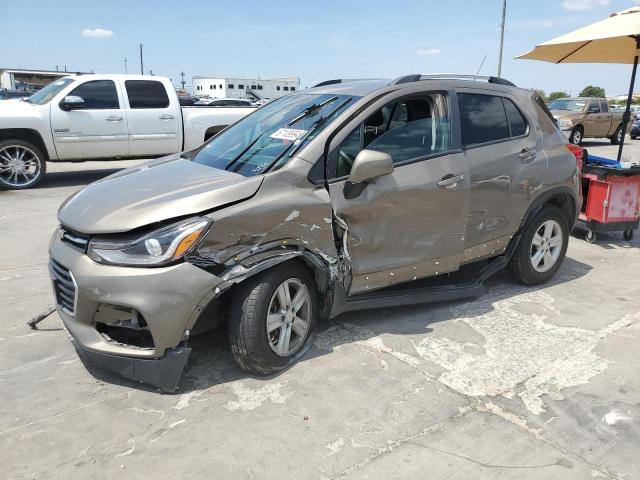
[125,80,170,109]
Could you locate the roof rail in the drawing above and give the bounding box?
[390,74,517,87]
[312,78,381,88]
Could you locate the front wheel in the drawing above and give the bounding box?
[507,206,569,285]
[568,127,583,145]
[0,139,47,190]
[228,261,317,375]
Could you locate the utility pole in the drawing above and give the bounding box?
[124,57,128,74]
[180,71,186,90]
[497,0,507,77]
[139,43,144,75]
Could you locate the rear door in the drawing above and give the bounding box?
[326,90,469,294]
[458,90,546,257]
[50,79,129,159]
[123,79,182,156]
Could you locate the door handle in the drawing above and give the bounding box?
[159,114,175,120]
[105,115,123,122]
[518,148,537,159]
[438,174,464,188]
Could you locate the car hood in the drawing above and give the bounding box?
[58,156,263,234]
[0,98,42,119]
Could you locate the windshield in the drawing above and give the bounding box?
[548,99,587,112]
[28,78,75,105]
[192,93,358,176]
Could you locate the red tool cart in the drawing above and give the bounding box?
[577,154,640,243]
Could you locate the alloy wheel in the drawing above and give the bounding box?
[0,145,41,187]
[530,219,563,273]
[266,278,312,357]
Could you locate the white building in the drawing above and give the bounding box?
[192,76,300,100]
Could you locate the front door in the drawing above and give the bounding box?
[50,79,129,160]
[586,100,610,137]
[326,92,469,294]
[123,79,181,156]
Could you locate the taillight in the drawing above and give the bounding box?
[565,143,584,171]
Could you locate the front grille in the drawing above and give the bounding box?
[61,227,90,253]
[49,259,77,315]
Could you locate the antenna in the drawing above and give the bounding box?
[475,54,488,79]
[124,57,128,74]
[180,71,186,90]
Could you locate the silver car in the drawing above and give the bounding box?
[49,74,580,391]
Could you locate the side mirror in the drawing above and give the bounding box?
[59,95,84,111]
[348,149,394,184]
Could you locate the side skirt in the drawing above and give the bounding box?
[336,233,521,315]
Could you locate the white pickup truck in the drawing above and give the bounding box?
[0,74,256,189]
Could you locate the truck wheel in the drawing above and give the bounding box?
[610,125,624,145]
[507,205,569,286]
[228,261,317,375]
[0,139,46,190]
[568,127,583,145]
[623,229,634,241]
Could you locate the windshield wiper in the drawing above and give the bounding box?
[287,97,353,157]
[287,96,338,126]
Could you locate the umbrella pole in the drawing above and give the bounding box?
[618,36,640,162]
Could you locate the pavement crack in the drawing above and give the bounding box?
[406,441,569,470]
[329,406,476,479]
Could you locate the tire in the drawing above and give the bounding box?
[568,126,583,145]
[228,261,317,375]
[610,125,624,145]
[0,139,46,190]
[623,229,634,241]
[631,135,637,140]
[507,205,569,286]
[585,230,597,244]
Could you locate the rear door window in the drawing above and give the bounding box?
[68,80,119,109]
[125,80,170,109]
[458,93,510,146]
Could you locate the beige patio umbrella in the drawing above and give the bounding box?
[517,7,640,161]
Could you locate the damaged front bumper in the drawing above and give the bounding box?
[49,233,226,391]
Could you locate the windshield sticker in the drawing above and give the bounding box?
[270,128,307,141]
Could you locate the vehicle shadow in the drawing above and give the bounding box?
[35,168,124,189]
[78,256,593,394]
[571,228,639,249]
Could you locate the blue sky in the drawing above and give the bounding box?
[1,0,639,97]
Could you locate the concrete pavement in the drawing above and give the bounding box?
[1,141,639,479]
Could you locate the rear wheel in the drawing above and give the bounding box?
[623,229,634,241]
[0,139,46,190]
[228,261,317,375]
[569,126,583,145]
[507,206,569,285]
[610,125,624,145]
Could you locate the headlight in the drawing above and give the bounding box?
[88,217,211,267]
[558,118,573,129]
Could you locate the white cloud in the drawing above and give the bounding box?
[81,28,113,38]
[416,48,442,56]
[562,0,610,11]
